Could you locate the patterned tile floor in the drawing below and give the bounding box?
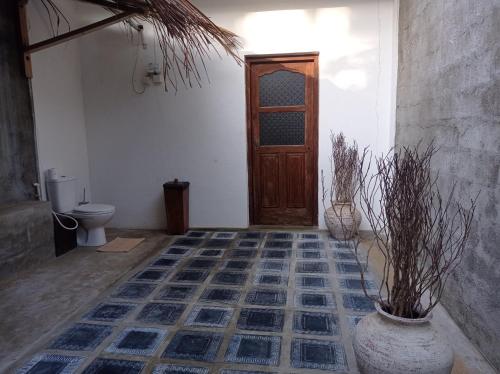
[16,230,378,374]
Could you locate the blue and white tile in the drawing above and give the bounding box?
[290,338,348,371]
[202,239,233,250]
[172,237,205,248]
[153,364,209,374]
[211,231,238,240]
[294,291,337,310]
[237,308,285,333]
[162,247,195,257]
[199,288,241,305]
[234,239,260,249]
[130,268,171,282]
[111,282,157,300]
[257,261,289,273]
[195,248,225,258]
[155,285,198,301]
[149,257,180,268]
[295,275,331,289]
[50,323,113,351]
[184,305,234,328]
[225,334,281,366]
[245,288,287,306]
[297,232,321,240]
[135,302,186,325]
[186,231,211,239]
[105,327,167,356]
[253,273,288,287]
[81,358,145,374]
[83,302,137,323]
[17,354,84,374]
[293,311,340,336]
[162,330,223,362]
[342,293,376,313]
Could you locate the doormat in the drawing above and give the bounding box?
[97,237,145,253]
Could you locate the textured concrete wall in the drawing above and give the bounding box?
[0,4,56,280]
[0,201,54,280]
[396,0,500,369]
[0,1,38,205]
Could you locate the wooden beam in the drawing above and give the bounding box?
[18,0,32,78]
[75,0,146,15]
[26,12,136,54]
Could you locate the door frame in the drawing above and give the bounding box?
[245,52,319,226]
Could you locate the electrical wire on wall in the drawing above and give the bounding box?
[153,31,158,70]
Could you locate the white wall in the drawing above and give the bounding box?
[78,0,397,229]
[28,0,91,204]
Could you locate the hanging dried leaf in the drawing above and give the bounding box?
[39,0,242,90]
[97,0,242,90]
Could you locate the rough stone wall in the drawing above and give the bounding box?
[0,1,38,205]
[396,0,500,369]
[0,201,54,280]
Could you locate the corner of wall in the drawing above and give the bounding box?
[28,0,92,204]
[389,0,400,148]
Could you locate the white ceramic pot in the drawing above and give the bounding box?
[353,303,454,374]
[324,202,361,240]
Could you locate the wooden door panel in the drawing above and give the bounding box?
[259,154,280,208]
[246,53,318,226]
[257,208,310,226]
[286,153,306,208]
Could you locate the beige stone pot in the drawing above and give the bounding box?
[324,202,361,240]
[353,302,454,374]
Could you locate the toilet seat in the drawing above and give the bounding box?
[70,204,115,246]
[73,204,115,215]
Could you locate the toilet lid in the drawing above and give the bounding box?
[73,204,115,214]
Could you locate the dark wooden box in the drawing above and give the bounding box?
[163,180,189,235]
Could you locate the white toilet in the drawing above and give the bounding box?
[46,176,115,247]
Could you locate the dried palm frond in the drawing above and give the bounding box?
[40,0,242,90]
[40,0,71,36]
[322,132,360,204]
[132,0,242,90]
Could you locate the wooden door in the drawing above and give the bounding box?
[246,53,319,226]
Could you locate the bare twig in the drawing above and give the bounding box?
[350,144,477,318]
[321,132,364,239]
[40,0,71,36]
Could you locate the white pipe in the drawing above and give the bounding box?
[52,211,78,230]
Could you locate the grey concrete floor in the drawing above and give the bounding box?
[0,229,495,373]
[0,229,171,372]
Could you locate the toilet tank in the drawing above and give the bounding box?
[46,176,77,213]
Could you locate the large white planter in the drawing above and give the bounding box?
[324,202,361,240]
[353,303,454,374]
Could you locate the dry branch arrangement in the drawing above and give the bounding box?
[322,132,363,239]
[352,144,477,319]
[322,132,360,204]
[39,0,242,90]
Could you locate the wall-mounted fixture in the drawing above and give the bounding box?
[144,63,163,86]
